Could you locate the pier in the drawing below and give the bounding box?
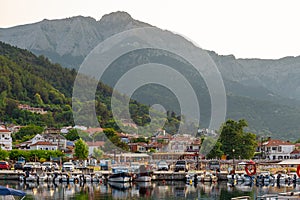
[0,169,245,181]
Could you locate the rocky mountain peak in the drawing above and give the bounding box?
[99,11,133,24]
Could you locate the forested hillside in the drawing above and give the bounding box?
[0,42,180,134]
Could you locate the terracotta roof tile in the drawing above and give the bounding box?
[265,139,293,147]
[30,141,56,146]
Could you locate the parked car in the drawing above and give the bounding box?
[157,160,169,171]
[174,160,189,172]
[23,162,42,171]
[14,162,24,170]
[62,162,75,172]
[0,161,10,170]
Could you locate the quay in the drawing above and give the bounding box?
[0,169,245,181]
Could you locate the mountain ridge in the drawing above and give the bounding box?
[1,11,300,140]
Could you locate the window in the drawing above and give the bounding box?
[272,147,277,151]
[278,146,282,152]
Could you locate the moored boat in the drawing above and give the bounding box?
[134,165,152,182]
[108,166,131,183]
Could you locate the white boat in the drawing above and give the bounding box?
[108,166,131,183]
[135,165,152,182]
[92,173,102,183]
[241,174,253,183]
[203,172,218,182]
[25,174,37,182]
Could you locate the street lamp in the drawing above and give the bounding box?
[232,149,235,172]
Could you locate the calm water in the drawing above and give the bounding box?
[2,180,299,200]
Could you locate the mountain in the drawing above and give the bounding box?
[0,11,150,69]
[0,42,181,135]
[1,12,300,140]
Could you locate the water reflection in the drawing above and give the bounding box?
[1,180,299,200]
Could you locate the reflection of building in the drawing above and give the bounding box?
[0,126,12,150]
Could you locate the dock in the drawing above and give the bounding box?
[0,169,245,181]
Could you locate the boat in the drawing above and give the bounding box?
[109,182,131,190]
[203,172,218,182]
[92,173,103,183]
[241,174,253,183]
[108,166,131,182]
[25,174,37,182]
[0,185,26,200]
[135,165,152,182]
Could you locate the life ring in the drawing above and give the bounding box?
[245,162,256,176]
[296,165,300,177]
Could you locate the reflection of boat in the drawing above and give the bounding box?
[108,166,131,182]
[25,174,37,182]
[136,181,152,188]
[111,185,130,199]
[109,182,131,190]
[174,186,187,198]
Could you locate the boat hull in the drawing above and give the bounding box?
[135,176,151,182]
[108,172,131,183]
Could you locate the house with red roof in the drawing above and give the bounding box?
[290,149,300,159]
[30,141,58,150]
[86,141,105,156]
[260,138,295,160]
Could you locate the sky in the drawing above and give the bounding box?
[1,0,300,59]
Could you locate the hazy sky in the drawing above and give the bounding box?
[2,0,300,59]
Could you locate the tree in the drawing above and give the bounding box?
[206,141,223,159]
[13,125,43,142]
[0,149,9,160]
[93,147,104,160]
[219,119,257,159]
[74,138,89,160]
[65,129,80,141]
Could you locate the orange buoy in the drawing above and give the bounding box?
[245,160,256,176]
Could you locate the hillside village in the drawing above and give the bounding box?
[1,123,300,163]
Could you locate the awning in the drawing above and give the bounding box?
[0,186,26,197]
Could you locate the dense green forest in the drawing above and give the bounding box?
[0,42,180,134]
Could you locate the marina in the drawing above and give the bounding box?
[2,179,300,200]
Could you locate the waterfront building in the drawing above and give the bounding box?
[258,138,295,160]
[0,126,12,150]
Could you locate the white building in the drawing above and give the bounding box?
[0,126,12,150]
[86,141,105,156]
[30,141,58,150]
[18,133,67,150]
[261,139,295,160]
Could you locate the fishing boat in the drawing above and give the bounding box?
[135,165,152,182]
[108,166,131,183]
